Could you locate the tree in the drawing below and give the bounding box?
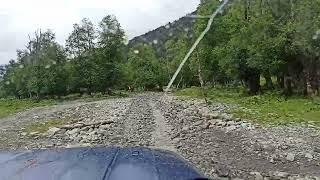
[95,15,126,93]
[1,1,319,98]
[164,37,195,88]
[1,30,67,98]
[292,0,320,96]
[66,18,97,95]
[125,44,166,90]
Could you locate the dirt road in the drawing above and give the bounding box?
[0,94,319,179]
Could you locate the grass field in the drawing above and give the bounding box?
[0,99,57,119]
[0,91,129,119]
[176,87,320,126]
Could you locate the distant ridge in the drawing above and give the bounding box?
[128,11,197,57]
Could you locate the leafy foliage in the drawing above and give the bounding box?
[0,99,56,118]
[0,15,126,98]
[0,1,319,98]
[186,0,320,95]
[123,44,166,90]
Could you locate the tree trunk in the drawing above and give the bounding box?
[277,75,284,88]
[197,59,204,87]
[241,80,246,88]
[128,86,135,92]
[302,73,308,96]
[246,74,260,95]
[301,56,319,96]
[176,76,183,89]
[264,73,274,90]
[305,71,319,96]
[107,88,112,95]
[283,75,293,97]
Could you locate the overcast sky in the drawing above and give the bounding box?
[0,0,200,64]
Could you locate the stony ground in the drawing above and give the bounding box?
[0,93,319,180]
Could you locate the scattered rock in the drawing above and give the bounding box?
[286,153,295,162]
[314,176,320,180]
[47,127,61,136]
[21,132,27,136]
[250,172,263,180]
[269,158,275,163]
[207,112,220,119]
[305,153,313,159]
[216,166,230,177]
[88,130,97,136]
[182,126,189,132]
[220,113,233,121]
[194,120,203,126]
[208,120,217,126]
[74,136,83,142]
[269,171,289,179]
[61,124,72,129]
[29,131,39,136]
[67,128,80,135]
[280,145,289,150]
[216,177,229,180]
[88,128,94,133]
[226,121,236,126]
[59,129,67,134]
[65,143,91,148]
[200,123,210,130]
[45,144,55,148]
[314,147,320,153]
[235,118,241,122]
[225,125,237,132]
[216,120,227,127]
[99,124,110,130]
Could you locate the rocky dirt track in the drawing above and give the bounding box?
[0,93,319,180]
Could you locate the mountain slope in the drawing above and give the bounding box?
[128,12,196,57]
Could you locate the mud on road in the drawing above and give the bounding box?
[0,94,319,180]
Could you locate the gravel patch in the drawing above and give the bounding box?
[0,93,319,180]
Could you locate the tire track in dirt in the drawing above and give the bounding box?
[150,100,176,152]
[119,95,155,147]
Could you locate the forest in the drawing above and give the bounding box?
[0,0,319,99]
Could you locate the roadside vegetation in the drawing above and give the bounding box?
[176,87,320,126]
[0,92,128,118]
[0,99,56,118]
[0,1,319,125]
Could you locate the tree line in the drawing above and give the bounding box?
[128,0,320,96]
[0,0,319,99]
[190,0,320,96]
[0,15,127,98]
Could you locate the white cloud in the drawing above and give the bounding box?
[0,0,200,64]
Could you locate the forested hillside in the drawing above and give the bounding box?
[0,0,319,99]
[128,13,196,57]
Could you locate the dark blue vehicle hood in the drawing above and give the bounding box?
[0,147,206,180]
